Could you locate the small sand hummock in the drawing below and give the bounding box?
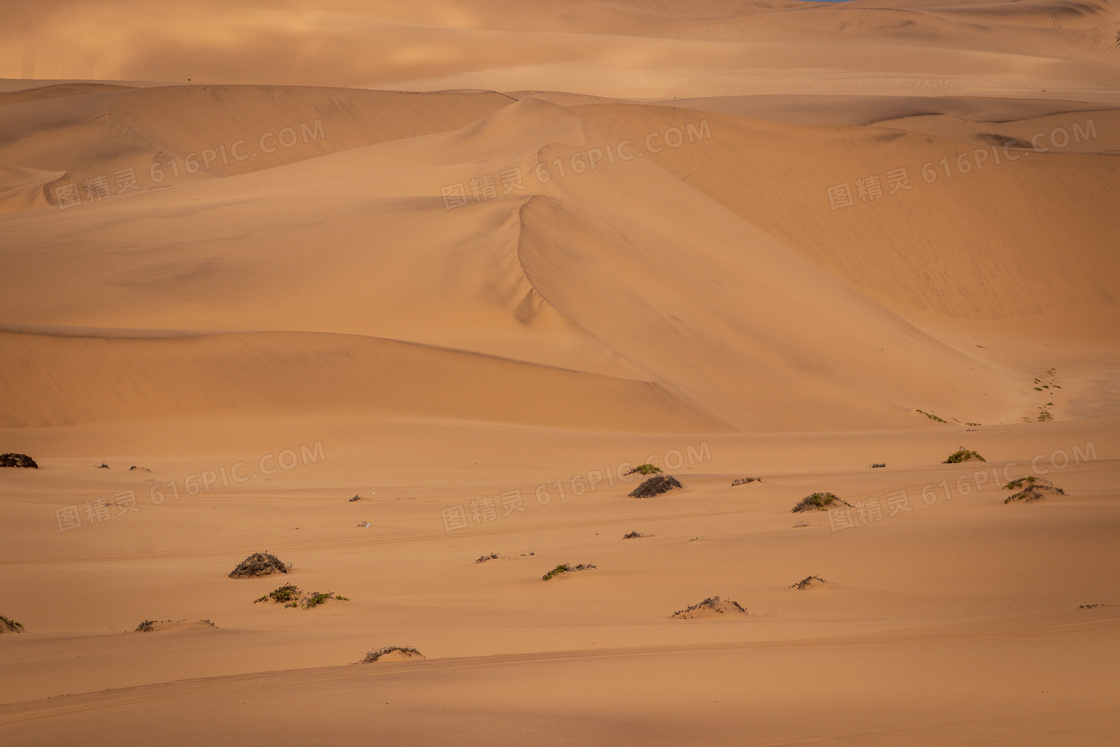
[629,475,682,498]
[361,646,424,663]
[672,596,747,619]
[229,552,289,579]
[731,477,760,486]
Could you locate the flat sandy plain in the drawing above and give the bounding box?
[1,1,1119,744]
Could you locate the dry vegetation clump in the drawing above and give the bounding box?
[134,619,218,632]
[254,583,302,606]
[629,475,682,498]
[731,477,760,486]
[542,563,596,581]
[791,492,850,513]
[622,531,646,539]
[944,448,985,464]
[672,596,747,619]
[475,553,500,564]
[1003,476,1065,503]
[360,646,424,663]
[0,453,37,468]
[791,575,826,590]
[0,615,24,633]
[254,584,348,609]
[229,552,289,579]
[303,591,349,609]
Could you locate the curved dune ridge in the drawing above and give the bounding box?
[0,165,65,214]
[1,89,1116,430]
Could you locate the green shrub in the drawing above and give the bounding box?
[542,563,595,581]
[791,492,846,512]
[302,591,349,609]
[944,449,985,464]
[630,463,661,475]
[254,583,302,605]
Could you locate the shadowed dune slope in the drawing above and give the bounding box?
[0,85,512,213]
[0,330,726,432]
[574,104,1120,340]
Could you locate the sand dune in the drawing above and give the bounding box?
[0,84,511,213]
[0,96,1046,431]
[4,1,1119,98]
[575,103,1120,339]
[0,329,722,431]
[2,0,1119,744]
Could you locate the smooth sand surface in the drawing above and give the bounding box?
[1,1,1118,744]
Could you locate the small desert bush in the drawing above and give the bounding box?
[1003,476,1064,503]
[0,615,24,633]
[361,646,424,663]
[0,453,37,469]
[302,591,349,609]
[944,449,985,464]
[791,492,845,513]
[629,463,662,475]
[254,583,303,606]
[629,475,682,498]
[542,563,595,581]
[229,552,289,579]
[791,575,825,590]
[254,584,348,609]
[672,596,746,618]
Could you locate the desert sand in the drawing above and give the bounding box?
[1,1,1119,744]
